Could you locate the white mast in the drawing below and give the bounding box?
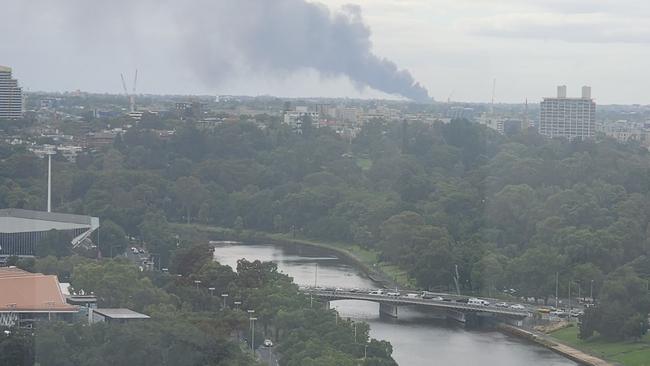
[46,150,55,212]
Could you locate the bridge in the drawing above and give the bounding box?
[302,288,532,327]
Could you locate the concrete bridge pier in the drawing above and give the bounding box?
[379,302,398,318]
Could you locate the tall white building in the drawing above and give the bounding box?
[0,66,23,120]
[539,86,595,139]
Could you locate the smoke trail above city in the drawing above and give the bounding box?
[2,0,430,101]
[177,0,430,102]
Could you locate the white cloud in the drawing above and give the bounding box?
[460,12,650,43]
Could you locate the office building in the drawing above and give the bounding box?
[0,66,23,120]
[539,86,595,139]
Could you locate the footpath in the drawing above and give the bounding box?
[498,324,615,366]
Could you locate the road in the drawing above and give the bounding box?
[257,346,279,366]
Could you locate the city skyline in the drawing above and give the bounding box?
[2,1,650,104]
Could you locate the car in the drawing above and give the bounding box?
[263,339,273,347]
[468,298,489,306]
[404,293,420,298]
[421,291,437,299]
[509,304,526,310]
[349,288,360,293]
[334,288,344,292]
[495,302,509,308]
[455,298,469,303]
[570,309,583,317]
[386,291,400,297]
[431,296,444,301]
[369,290,384,295]
[139,249,145,254]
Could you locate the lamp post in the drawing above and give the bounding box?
[109,246,120,258]
[234,301,242,311]
[194,280,202,290]
[590,280,594,301]
[221,293,229,309]
[208,287,215,297]
[247,310,257,357]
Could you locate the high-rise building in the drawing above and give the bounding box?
[0,66,23,120]
[539,86,595,139]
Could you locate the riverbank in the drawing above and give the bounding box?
[173,223,412,289]
[550,326,650,366]
[498,324,615,366]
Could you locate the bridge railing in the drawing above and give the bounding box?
[302,289,531,317]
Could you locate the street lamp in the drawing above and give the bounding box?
[194,280,202,290]
[221,293,229,309]
[590,280,594,301]
[109,245,121,258]
[208,287,215,296]
[249,314,257,357]
[234,301,242,310]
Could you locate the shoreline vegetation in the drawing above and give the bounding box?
[174,223,413,289]
[549,326,650,366]
[176,223,626,366]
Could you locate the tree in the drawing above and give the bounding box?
[35,230,73,258]
[98,220,128,258]
[174,176,208,224]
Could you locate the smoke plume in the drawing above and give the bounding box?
[179,0,430,101]
[4,0,430,101]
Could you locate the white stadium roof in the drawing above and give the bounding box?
[0,209,99,234]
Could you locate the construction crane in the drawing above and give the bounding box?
[120,70,137,113]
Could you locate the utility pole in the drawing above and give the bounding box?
[590,280,594,301]
[314,263,318,287]
[453,265,461,296]
[569,281,571,312]
[555,272,559,309]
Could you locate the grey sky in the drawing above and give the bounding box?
[2,0,650,104]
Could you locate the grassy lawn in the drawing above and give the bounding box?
[355,158,373,171]
[550,326,650,366]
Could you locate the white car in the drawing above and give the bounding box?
[509,304,526,310]
[386,291,400,297]
[495,302,509,308]
[468,298,490,306]
[369,290,384,295]
[263,339,273,347]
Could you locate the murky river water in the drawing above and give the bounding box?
[213,242,577,366]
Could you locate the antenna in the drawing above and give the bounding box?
[130,69,138,113]
[490,78,496,114]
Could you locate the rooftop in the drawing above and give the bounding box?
[93,308,150,319]
[0,65,11,73]
[0,208,99,234]
[0,267,78,313]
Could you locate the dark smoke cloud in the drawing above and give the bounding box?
[178,0,430,101]
[4,0,430,101]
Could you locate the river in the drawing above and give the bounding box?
[212,242,578,366]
